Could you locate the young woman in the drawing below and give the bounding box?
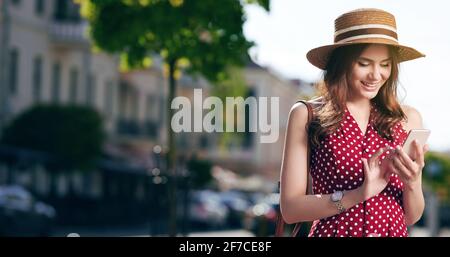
[280,8,429,237]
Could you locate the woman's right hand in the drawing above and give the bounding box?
[360,147,392,201]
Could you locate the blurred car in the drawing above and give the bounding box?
[416,203,450,228]
[243,193,279,236]
[0,185,56,236]
[218,190,251,228]
[188,190,229,230]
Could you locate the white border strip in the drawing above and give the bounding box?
[335,24,397,37]
[336,34,398,44]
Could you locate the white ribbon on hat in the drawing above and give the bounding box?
[334,24,397,37]
[336,34,399,44]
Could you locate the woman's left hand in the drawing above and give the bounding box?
[387,140,429,189]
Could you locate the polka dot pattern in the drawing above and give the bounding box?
[308,103,409,237]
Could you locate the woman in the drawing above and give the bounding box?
[280,8,429,237]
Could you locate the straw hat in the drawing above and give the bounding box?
[306,8,425,70]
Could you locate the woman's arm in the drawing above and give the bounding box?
[399,106,428,226]
[280,103,370,224]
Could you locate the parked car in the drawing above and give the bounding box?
[416,203,450,228]
[243,193,279,236]
[188,190,229,230]
[218,190,251,228]
[0,185,56,236]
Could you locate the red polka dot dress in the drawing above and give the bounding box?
[308,103,409,237]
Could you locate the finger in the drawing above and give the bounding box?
[414,140,425,166]
[362,158,370,174]
[388,156,400,175]
[392,156,412,181]
[386,158,397,175]
[393,145,416,172]
[423,144,429,154]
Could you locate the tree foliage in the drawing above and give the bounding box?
[1,105,105,171]
[210,66,249,149]
[423,152,450,202]
[77,0,269,81]
[187,156,213,189]
[76,0,270,235]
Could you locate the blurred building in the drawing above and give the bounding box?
[202,61,315,187]
[0,0,316,226]
[0,0,120,134]
[121,59,317,190]
[0,0,133,207]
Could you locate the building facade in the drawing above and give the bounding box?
[0,1,316,227]
[0,0,120,134]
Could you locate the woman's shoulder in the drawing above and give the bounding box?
[400,105,423,131]
[289,101,309,120]
[288,100,312,130]
[291,96,322,114]
[293,96,324,110]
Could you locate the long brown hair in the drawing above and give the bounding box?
[309,43,406,148]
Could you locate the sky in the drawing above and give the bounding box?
[243,0,450,152]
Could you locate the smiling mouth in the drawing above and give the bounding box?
[361,81,379,90]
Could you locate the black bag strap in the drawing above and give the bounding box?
[275,100,314,237]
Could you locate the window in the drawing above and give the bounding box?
[51,62,61,103]
[8,48,19,95]
[131,91,139,121]
[200,135,209,149]
[69,68,78,103]
[117,82,129,120]
[158,96,164,124]
[146,95,158,121]
[104,81,114,117]
[53,0,81,21]
[35,0,45,16]
[11,0,21,6]
[32,56,43,102]
[243,88,256,148]
[86,73,96,106]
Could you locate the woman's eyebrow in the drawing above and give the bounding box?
[358,57,392,62]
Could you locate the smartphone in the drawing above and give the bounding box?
[402,129,431,157]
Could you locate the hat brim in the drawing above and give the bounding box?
[306,39,425,70]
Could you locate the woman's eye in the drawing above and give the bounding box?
[358,62,369,67]
[381,63,391,67]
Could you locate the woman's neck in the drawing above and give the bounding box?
[346,98,372,114]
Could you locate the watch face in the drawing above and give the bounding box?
[332,191,343,202]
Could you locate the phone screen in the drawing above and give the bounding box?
[402,129,430,157]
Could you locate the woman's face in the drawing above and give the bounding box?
[348,44,392,100]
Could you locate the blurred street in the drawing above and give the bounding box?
[409,227,450,237]
[51,225,450,237]
[52,226,255,237]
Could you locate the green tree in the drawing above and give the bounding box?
[1,104,105,170]
[1,104,105,195]
[423,152,450,202]
[77,0,269,235]
[187,155,213,189]
[210,66,249,150]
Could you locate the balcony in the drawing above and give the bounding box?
[49,21,90,47]
[116,119,159,139]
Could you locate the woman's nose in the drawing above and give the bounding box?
[369,66,382,81]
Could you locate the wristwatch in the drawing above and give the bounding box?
[331,191,346,214]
